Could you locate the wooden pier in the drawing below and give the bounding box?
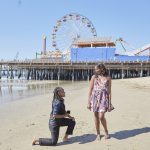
[0,60,150,80]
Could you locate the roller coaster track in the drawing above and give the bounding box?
[133,43,150,56]
[116,38,150,56]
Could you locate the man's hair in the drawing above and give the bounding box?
[52,87,64,102]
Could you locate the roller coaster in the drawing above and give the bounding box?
[116,37,150,56]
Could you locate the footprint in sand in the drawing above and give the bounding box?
[26,123,36,127]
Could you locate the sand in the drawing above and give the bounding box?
[0,77,150,150]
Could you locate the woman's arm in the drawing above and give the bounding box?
[87,75,95,109]
[108,76,112,105]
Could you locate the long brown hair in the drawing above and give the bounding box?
[94,63,108,77]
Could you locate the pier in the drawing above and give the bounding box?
[0,60,150,80]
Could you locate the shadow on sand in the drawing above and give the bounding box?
[110,127,150,140]
[59,127,150,145]
[58,134,96,145]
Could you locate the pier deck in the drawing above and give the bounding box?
[0,60,150,80]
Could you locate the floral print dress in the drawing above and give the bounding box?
[90,76,109,112]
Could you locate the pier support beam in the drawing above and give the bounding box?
[121,63,124,79]
[10,66,14,79]
[140,63,143,77]
[140,69,143,77]
[0,65,2,79]
[0,62,149,81]
[147,69,150,76]
[72,69,74,82]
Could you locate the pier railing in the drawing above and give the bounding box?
[0,60,150,68]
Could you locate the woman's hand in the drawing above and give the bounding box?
[108,104,114,112]
[87,103,91,110]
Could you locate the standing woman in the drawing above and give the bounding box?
[87,63,113,140]
[32,87,76,146]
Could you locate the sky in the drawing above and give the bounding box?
[0,0,150,60]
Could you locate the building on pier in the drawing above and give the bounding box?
[70,37,116,62]
[70,36,149,62]
[38,36,149,62]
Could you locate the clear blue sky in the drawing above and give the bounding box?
[0,0,150,60]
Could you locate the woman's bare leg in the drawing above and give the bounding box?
[99,112,110,139]
[94,112,101,140]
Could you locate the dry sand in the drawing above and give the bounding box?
[0,77,150,150]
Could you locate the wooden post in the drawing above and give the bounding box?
[57,67,60,85]
[0,65,2,79]
[121,63,124,79]
[51,71,53,80]
[127,68,129,78]
[72,68,74,82]
[87,66,89,81]
[140,62,143,77]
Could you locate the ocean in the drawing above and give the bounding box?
[0,79,72,104]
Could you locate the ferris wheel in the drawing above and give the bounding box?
[51,13,97,52]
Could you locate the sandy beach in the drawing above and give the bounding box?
[0,77,150,150]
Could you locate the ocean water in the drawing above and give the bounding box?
[0,79,73,104]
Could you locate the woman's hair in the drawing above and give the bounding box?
[94,63,108,77]
[52,87,64,102]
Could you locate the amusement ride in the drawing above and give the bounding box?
[38,13,97,60]
[37,13,150,60]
